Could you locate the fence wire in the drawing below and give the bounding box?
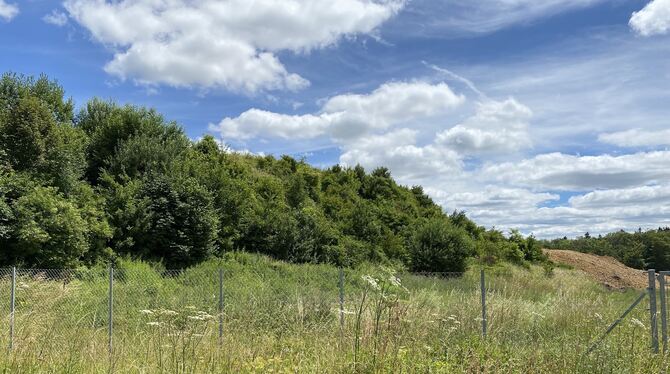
[0,265,661,372]
[0,268,10,350]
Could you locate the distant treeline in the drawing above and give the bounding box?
[0,73,545,271]
[541,228,670,270]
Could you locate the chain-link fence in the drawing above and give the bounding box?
[0,264,666,372]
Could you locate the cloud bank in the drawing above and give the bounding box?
[64,0,404,93]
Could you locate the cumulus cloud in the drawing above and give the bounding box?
[213,81,465,140]
[481,151,670,190]
[630,0,670,36]
[216,109,333,140]
[436,98,532,155]
[64,0,404,93]
[43,10,69,26]
[441,187,558,213]
[598,128,670,147]
[568,185,670,208]
[0,0,18,22]
[339,129,463,179]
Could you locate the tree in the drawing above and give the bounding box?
[76,99,185,183]
[108,173,219,268]
[0,75,86,194]
[0,177,111,268]
[410,218,475,273]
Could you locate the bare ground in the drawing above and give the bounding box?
[545,249,648,290]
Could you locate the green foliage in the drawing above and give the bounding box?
[0,174,111,267]
[409,218,475,272]
[0,72,508,271]
[477,229,525,265]
[542,228,670,270]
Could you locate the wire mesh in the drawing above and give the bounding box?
[0,268,11,350]
[480,267,651,362]
[8,268,109,363]
[1,263,659,372]
[111,265,220,370]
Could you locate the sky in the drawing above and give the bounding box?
[1,0,670,238]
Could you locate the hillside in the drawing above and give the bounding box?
[0,73,547,272]
[546,249,647,289]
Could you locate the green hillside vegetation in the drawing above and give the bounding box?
[541,228,670,270]
[0,73,545,271]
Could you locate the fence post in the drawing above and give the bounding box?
[108,266,113,356]
[649,269,659,353]
[338,268,345,337]
[660,271,669,353]
[481,269,487,339]
[218,268,224,346]
[9,266,15,351]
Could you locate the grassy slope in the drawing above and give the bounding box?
[0,253,665,373]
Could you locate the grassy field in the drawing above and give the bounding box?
[0,253,667,373]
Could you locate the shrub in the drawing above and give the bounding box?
[409,218,475,273]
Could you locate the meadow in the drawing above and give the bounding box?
[0,252,666,373]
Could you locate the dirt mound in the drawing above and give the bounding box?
[546,249,648,290]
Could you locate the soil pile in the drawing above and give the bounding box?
[546,249,648,290]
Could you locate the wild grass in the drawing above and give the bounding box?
[0,253,667,373]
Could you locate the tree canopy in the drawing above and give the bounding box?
[0,73,542,271]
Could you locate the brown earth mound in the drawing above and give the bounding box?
[546,249,648,290]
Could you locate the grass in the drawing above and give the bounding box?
[0,252,668,373]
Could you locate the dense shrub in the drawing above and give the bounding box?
[409,218,475,273]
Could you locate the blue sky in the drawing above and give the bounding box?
[1,0,670,238]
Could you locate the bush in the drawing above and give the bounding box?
[409,218,475,273]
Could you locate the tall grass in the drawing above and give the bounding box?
[0,253,667,373]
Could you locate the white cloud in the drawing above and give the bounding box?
[599,128,670,147]
[441,187,558,213]
[213,81,465,141]
[0,0,18,22]
[43,10,69,26]
[630,0,670,36]
[569,185,670,208]
[64,0,404,93]
[339,129,463,180]
[436,98,532,155]
[481,151,670,190]
[461,32,670,153]
[396,0,604,36]
[215,109,333,140]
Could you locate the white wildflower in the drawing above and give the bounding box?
[362,275,380,291]
[631,318,645,329]
[147,322,163,327]
[140,309,154,315]
[389,275,401,287]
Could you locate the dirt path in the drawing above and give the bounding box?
[545,249,648,290]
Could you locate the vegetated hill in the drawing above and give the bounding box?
[545,249,647,289]
[0,73,547,271]
[541,228,670,271]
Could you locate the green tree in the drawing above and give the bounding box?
[410,218,475,273]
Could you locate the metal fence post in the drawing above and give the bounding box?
[338,268,345,336]
[9,266,15,351]
[108,266,114,356]
[660,271,669,353]
[218,268,224,346]
[649,269,659,353]
[481,269,487,339]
